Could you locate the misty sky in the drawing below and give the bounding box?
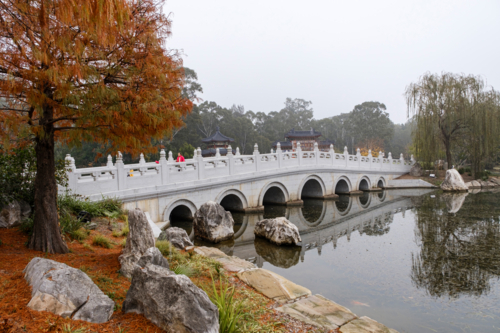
[165,0,500,124]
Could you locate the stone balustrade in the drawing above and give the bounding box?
[64,143,414,197]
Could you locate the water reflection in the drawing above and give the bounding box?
[335,195,351,214]
[254,238,301,268]
[411,192,500,298]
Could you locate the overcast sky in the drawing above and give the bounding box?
[165,0,500,124]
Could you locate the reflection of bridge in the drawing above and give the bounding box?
[64,144,414,222]
[205,189,432,268]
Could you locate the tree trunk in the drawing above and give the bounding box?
[29,109,68,254]
[443,137,453,170]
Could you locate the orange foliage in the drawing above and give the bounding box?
[358,138,384,157]
[0,0,191,154]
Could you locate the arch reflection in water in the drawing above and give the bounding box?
[359,192,371,208]
[335,195,352,215]
[169,204,194,236]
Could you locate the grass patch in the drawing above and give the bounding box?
[205,275,245,333]
[70,228,90,241]
[172,264,196,277]
[82,243,94,252]
[62,324,87,333]
[119,238,127,247]
[92,234,113,249]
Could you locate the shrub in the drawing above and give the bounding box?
[458,167,464,174]
[155,240,174,256]
[205,275,245,333]
[172,264,195,277]
[58,194,122,218]
[18,217,34,236]
[92,234,113,249]
[59,209,81,236]
[70,228,90,241]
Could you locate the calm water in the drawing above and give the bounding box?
[172,189,500,333]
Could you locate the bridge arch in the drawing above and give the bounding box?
[259,181,290,206]
[377,177,386,188]
[298,175,326,199]
[358,176,371,191]
[216,189,248,212]
[358,192,372,208]
[163,199,197,223]
[334,176,352,194]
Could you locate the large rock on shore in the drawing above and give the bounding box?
[23,257,114,323]
[122,258,219,333]
[118,208,156,278]
[158,227,193,250]
[0,200,21,228]
[440,169,468,192]
[193,201,234,243]
[254,217,301,246]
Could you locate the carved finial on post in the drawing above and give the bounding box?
[235,147,240,156]
[388,152,392,159]
[356,148,361,156]
[193,149,197,158]
[227,145,233,156]
[216,148,221,157]
[276,142,282,153]
[329,144,334,153]
[400,153,404,161]
[197,147,202,158]
[116,151,123,163]
[160,149,166,161]
[270,148,274,154]
[168,151,173,162]
[107,154,113,167]
[297,142,301,151]
[314,142,319,151]
[254,143,259,154]
[378,151,383,158]
[368,149,372,157]
[139,153,146,164]
[344,146,348,154]
[411,154,415,164]
[65,154,76,170]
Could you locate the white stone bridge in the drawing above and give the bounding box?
[64,143,414,223]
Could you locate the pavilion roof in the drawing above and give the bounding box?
[201,127,234,143]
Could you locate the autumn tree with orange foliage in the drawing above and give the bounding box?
[0,0,192,253]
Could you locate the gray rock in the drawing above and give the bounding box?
[158,227,193,249]
[409,162,423,177]
[136,247,169,270]
[118,208,155,278]
[19,200,31,219]
[122,263,219,333]
[254,217,301,246]
[23,257,114,323]
[339,316,399,333]
[0,200,21,228]
[85,222,97,230]
[440,169,468,192]
[193,201,234,243]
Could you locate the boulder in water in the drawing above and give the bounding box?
[158,227,193,249]
[193,201,234,243]
[409,162,423,177]
[254,217,301,246]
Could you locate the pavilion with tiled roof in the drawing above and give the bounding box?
[201,127,235,157]
[272,128,334,152]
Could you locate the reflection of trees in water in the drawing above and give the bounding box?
[361,213,394,236]
[411,192,500,298]
[301,199,324,223]
[336,195,351,212]
[254,238,301,268]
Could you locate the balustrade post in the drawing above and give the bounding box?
[379,151,383,170]
[106,155,113,167]
[115,151,126,190]
[356,148,361,168]
[314,142,319,165]
[400,153,404,168]
[368,150,372,170]
[227,145,234,175]
[197,148,205,180]
[277,142,282,169]
[160,149,168,185]
[297,142,302,166]
[65,154,77,193]
[254,143,260,172]
[344,146,348,167]
[329,144,335,166]
[388,152,393,171]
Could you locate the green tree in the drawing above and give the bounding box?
[405,72,500,173]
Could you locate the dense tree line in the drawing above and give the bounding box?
[57,69,412,167]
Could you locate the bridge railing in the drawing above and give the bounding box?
[63,142,415,196]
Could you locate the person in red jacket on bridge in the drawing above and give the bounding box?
[176,153,185,162]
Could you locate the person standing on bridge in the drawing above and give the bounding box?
[176,152,185,162]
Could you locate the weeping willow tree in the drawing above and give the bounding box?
[406,73,500,177]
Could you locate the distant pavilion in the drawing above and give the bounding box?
[272,128,334,152]
[201,127,235,157]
